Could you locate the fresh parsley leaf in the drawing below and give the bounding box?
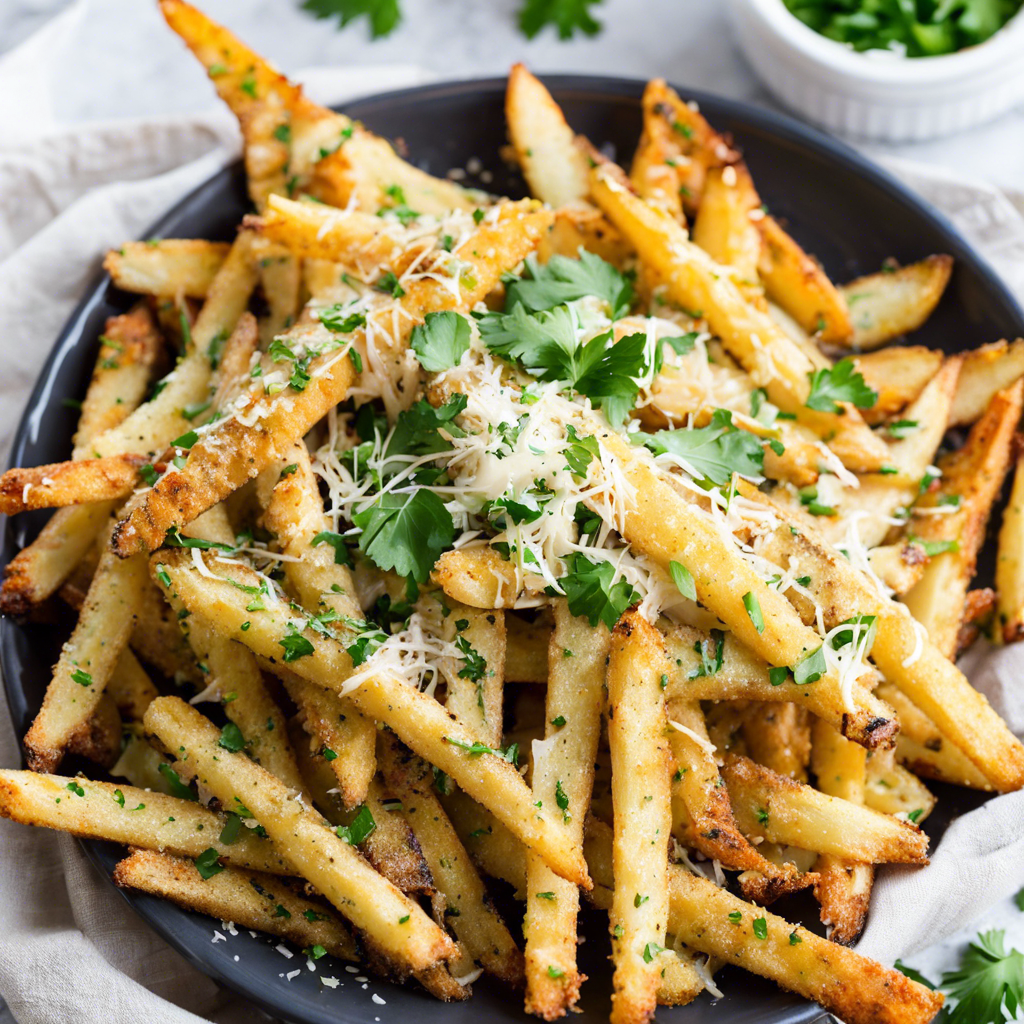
[219,722,246,752]
[637,409,764,487]
[895,960,936,989]
[505,251,630,317]
[279,625,315,663]
[70,668,92,687]
[1015,887,1024,912]
[555,779,571,822]
[157,763,197,801]
[446,736,520,765]
[560,552,639,630]
[194,848,224,880]
[164,526,235,553]
[318,305,366,334]
[942,930,1024,1024]
[911,537,960,558]
[793,645,827,686]
[384,395,467,467]
[642,942,665,963]
[219,813,242,845]
[669,560,697,602]
[410,311,471,372]
[688,629,725,679]
[300,0,401,38]
[311,530,352,566]
[375,270,405,297]
[172,430,199,449]
[743,591,765,633]
[353,489,455,583]
[753,917,768,940]
[455,636,486,682]
[564,424,601,478]
[335,804,377,845]
[805,358,877,414]
[888,419,920,440]
[344,620,388,667]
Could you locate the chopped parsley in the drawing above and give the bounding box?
[805,358,877,414]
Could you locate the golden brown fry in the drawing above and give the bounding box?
[864,748,937,819]
[0,769,289,874]
[904,381,1022,658]
[667,699,807,904]
[723,755,928,864]
[65,691,121,768]
[840,255,953,350]
[74,305,163,452]
[379,734,525,989]
[432,546,520,608]
[664,864,944,1024]
[692,164,761,285]
[253,243,301,345]
[741,702,811,782]
[104,240,231,299]
[444,604,505,749]
[114,848,359,960]
[523,600,607,1019]
[951,338,1024,426]
[875,682,993,790]
[0,455,146,515]
[855,345,943,425]
[537,204,633,268]
[810,717,873,945]
[144,696,454,974]
[112,201,551,554]
[997,451,1024,642]
[23,539,147,773]
[505,613,550,683]
[154,550,590,887]
[209,310,260,412]
[756,214,853,344]
[105,648,159,723]
[506,63,589,208]
[607,612,672,1024]
[261,442,375,805]
[738,480,1024,792]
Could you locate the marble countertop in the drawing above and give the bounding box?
[2,0,1024,189]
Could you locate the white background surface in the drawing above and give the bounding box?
[0,2,1023,1022]
[1,0,1024,186]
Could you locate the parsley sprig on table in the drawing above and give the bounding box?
[895,929,1024,1024]
[783,0,1022,57]
[300,0,605,40]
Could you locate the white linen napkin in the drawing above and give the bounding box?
[1,10,1023,1024]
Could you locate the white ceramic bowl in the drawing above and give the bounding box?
[726,0,1024,141]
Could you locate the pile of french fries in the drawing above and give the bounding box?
[4,4,1024,1023]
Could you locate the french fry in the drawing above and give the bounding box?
[663,625,889,743]
[0,770,290,874]
[443,604,505,749]
[209,310,260,412]
[606,612,672,1024]
[741,702,811,782]
[379,733,525,989]
[537,203,634,268]
[737,479,1024,792]
[839,255,953,350]
[256,194,410,267]
[0,306,161,615]
[585,428,898,748]
[506,64,589,207]
[93,230,258,459]
[73,304,163,452]
[957,587,996,657]
[904,381,1022,658]
[262,442,376,805]
[666,698,807,903]
[756,214,853,344]
[589,161,888,471]
[104,240,230,299]
[144,696,455,974]
[810,718,873,944]
[0,454,145,515]
[663,864,944,1024]
[153,550,590,887]
[997,451,1024,641]
[950,338,1024,426]
[722,755,928,864]
[854,345,943,425]
[523,600,607,1018]
[634,79,738,217]
[23,535,147,773]
[129,577,204,686]
[864,749,937,819]
[505,612,550,683]
[441,789,529,897]
[875,683,993,791]
[112,201,551,554]
[105,648,159,723]
[114,849,359,961]
[254,243,301,345]
[65,692,122,768]
[692,164,761,286]
[432,546,520,608]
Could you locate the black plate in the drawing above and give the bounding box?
[2,75,1021,1024]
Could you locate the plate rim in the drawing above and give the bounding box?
[2,72,1022,1024]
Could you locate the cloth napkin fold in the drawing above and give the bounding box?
[1,9,1024,1024]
